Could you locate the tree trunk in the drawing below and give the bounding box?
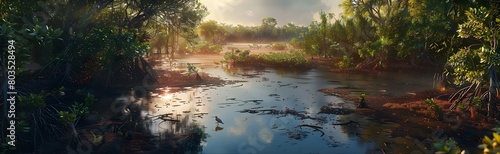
[488,65,498,117]
[470,107,476,120]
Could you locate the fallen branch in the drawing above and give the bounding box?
[296,124,323,129]
[332,120,354,125]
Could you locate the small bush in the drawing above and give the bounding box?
[337,55,352,69]
[254,50,308,67]
[192,41,222,53]
[471,96,482,109]
[223,50,251,62]
[434,138,461,154]
[289,38,303,49]
[424,98,443,120]
[224,50,310,68]
[271,43,287,50]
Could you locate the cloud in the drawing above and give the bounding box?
[246,10,254,17]
[200,0,343,26]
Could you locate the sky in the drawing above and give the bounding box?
[199,0,344,26]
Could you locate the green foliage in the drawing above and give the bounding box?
[70,93,94,118]
[271,43,287,50]
[224,50,309,68]
[458,103,467,111]
[424,98,444,120]
[1,15,63,70]
[191,41,223,53]
[254,50,309,67]
[289,38,303,49]
[471,96,482,109]
[337,55,353,69]
[59,111,77,125]
[187,63,198,75]
[91,132,103,145]
[359,93,366,100]
[76,27,149,60]
[424,98,440,110]
[223,50,251,62]
[479,123,500,154]
[447,6,500,86]
[239,50,251,57]
[18,92,47,109]
[197,20,226,44]
[434,138,462,154]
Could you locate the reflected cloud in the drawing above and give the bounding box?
[228,117,248,136]
[259,129,273,144]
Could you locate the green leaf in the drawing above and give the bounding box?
[484,136,493,147]
[493,133,500,144]
[91,132,103,144]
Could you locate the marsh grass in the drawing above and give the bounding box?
[224,50,310,68]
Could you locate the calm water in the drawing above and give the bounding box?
[102,54,436,153]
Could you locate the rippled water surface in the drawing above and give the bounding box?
[100,54,436,153]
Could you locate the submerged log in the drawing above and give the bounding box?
[331,120,357,125]
[296,124,322,129]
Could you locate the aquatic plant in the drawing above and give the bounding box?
[358,93,368,108]
[434,138,462,154]
[359,93,366,100]
[425,98,440,110]
[187,63,202,80]
[424,98,443,120]
[479,122,500,153]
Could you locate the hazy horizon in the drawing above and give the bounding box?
[199,0,343,26]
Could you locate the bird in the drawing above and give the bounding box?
[215,116,224,124]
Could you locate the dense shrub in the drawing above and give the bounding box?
[224,50,309,68]
[271,43,287,50]
[192,41,223,53]
[289,38,303,49]
[337,55,352,69]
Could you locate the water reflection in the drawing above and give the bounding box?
[129,66,379,153]
[97,54,438,153]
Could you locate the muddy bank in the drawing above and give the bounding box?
[319,87,496,153]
